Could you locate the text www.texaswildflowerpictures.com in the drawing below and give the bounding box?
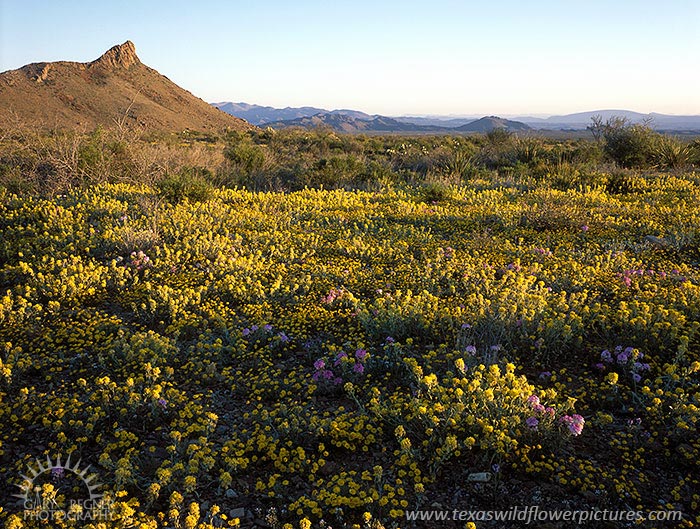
[405,506,683,524]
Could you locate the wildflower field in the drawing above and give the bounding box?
[1,160,700,527]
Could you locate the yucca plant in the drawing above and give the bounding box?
[653,135,692,170]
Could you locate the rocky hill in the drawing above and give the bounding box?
[0,41,252,132]
[455,116,531,132]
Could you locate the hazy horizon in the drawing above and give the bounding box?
[1,0,698,116]
[212,104,700,119]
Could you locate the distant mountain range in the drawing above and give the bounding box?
[265,114,448,133]
[512,110,700,131]
[215,102,533,133]
[214,102,700,133]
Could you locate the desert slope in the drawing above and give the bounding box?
[0,41,252,132]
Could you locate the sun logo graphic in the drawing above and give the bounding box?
[14,454,112,522]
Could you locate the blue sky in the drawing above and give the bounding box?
[1,0,698,116]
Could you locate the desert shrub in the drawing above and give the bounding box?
[605,170,649,194]
[597,117,660,168]
[156,167,214,203]
[418,181,456,203]
[475,129,518,170]
[306,153,368,189]
[224,135,267,173]
[653,135,693,170]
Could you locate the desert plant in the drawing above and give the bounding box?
[156,167,214,203]
[653,135,692,170]
[595,116,660,168]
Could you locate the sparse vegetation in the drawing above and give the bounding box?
[3,119,697,197]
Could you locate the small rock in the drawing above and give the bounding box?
[467,472,492,482]
[229,507,245,519]
[225,488,238,499]
[644,235,668,248]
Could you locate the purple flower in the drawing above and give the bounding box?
[538,371,552,380]
[263,324,273,332]
[157,398,168,409]
[465,345,477,355]
[355,349,368,361]
[601,350,612,363]
[532,403,545,413]
[334,352,348,366]
[51,466,65,482]
[594,362,605,370]
[526,416,539,430]
[353,363,365,374]
[617,351,630,365]
[492,464,500,473]
[526,395,540,407]
[561,414,585,436]
[544,407,556,418]
[278,332,289,343]
[314,359,325,371]
[581,225,589,232]
[333,377,343,385]
[242,328,250,337]
[461,323,472,329]
[632,373,641,383]
[385,336,395,344]
[250,325,259,332]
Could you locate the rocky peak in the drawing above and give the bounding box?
[91,41,140,69]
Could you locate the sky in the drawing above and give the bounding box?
[1,0,698,116]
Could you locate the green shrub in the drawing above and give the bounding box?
[597,117,660,168]
[605,170,649,194]
[156,167,214,203]
[653,136,692,170]
[418,181,455,203]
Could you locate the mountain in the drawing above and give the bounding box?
[455,116,531,132]
[327,109,375,120]
[394,116,481,128]
[212,102,377,125]
[212,102,327,125]
[0,41,252,132]
[265,112,532,133]
[515,110,700,131]
[266,113,445,133]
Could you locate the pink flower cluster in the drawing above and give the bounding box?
[525,395,556,431]
[321,287,345,305]
[618,268,685,287]
[312,348,368,384]
[526,395,555,417]
[129,250,152,270]
[560,414,585,436]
